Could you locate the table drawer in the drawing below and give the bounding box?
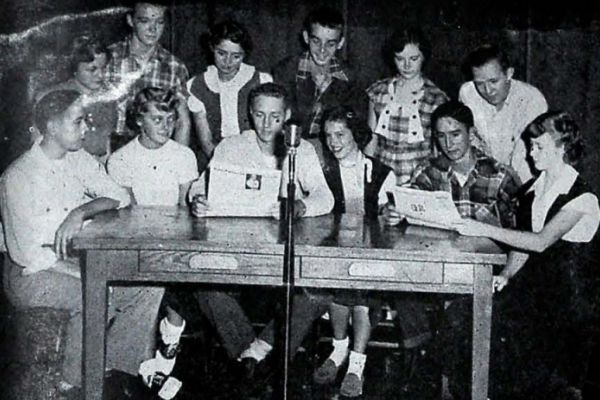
[139,250,282,277]
[300,256,443,284]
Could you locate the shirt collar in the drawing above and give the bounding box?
[528,164,578,197]
[296,52,349,82]
[204,63,255,93]
[124,36,166,63]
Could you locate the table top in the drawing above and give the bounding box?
[73,206,506,265]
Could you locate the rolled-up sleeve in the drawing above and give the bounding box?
[78,152,131,208]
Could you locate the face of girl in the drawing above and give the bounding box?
[324,120,358,161]
[74,53,107,91]
[529,131,565,171]
[138,103,176,149]
[394,43,424,81]
[213,39,245,80]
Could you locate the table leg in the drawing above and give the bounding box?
[472,264,493,400]
[83,251,108,400]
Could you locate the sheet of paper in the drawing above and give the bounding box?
[390,187,463,231]
[206,161,282,217]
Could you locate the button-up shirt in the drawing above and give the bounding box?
[0,141,130,274]
[459,78,548,182]
[410,148,521,227]
[106,37,189,135]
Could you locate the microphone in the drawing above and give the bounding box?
[284,121,301,149]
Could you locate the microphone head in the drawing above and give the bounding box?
[284,120,301,148]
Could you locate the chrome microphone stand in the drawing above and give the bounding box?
[280,123,300,400]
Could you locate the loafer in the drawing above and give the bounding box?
[339,372,363,397]
[313,359,339,385]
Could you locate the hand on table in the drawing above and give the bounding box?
[381,203,403,226]
[54,209,85,259]
[190,195,210,217]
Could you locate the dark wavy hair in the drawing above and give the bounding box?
[69,34,110,74]
[303,6,345,33]
[523,111,584,166]
[321,105,372,151]
[126,87,179,135]
[430,101,475,131]
[208,20,253,54]
[385,27,431,69]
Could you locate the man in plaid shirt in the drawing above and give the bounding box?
[383,100,521,228]
[106,1,190,149]
[381,101,520,383]
[272,6,363,148]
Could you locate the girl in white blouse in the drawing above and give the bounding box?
[457,111,599,398]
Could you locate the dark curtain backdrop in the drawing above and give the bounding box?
[1,0,600,195]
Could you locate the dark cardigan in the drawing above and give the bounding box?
[321,150,392,219]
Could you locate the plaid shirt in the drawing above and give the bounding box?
[106,37,189,135]
[367,77,448,183]
[410,148,521,227]
[296,52,349,136]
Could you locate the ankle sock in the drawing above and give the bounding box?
[329,336,350,367]
[159,318,186,345]
[346,350,367,378]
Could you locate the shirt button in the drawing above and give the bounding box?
[412,115,417,119]
[46,207,51,212]
[385,110,390,114]
[413,100,417,104]
[412,131,417,135]
[382,125,386,129]
[64,207,68,211]
[153,166,157,170]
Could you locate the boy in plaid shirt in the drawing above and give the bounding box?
[381,101,520,386]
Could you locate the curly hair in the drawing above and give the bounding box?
[523,111,584,166]
[208,20,253,54]
[321,105,372,151]
[126,87,179,135]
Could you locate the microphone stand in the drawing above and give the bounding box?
[280,144,296,400]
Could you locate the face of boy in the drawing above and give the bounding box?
[127,3,167,48]
[302,23,344,67]
[138,103,176,148]
[49,101,89,152]
[434,116,472,162]
[250,95,289,145]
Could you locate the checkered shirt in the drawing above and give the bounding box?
[367,77,448,183]
[296,52,349,136]
[106,37,189,135]
[410,148,521,227]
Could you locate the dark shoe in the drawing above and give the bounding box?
[339,372,363,397]
[158,340,181,359]
[236,357,274,397]
[313,359,340,385]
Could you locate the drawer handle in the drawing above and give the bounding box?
[348,262,395,277]
[189,254,239,270]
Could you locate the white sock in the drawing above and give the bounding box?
[329,337,349,367]
[239,338,273,362]
[159,317,186,345]
[346,350,367,378]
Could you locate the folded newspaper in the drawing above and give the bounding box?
[206,161,282,217]
[389,187,464,231]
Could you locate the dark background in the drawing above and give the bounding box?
[1,0,600,192]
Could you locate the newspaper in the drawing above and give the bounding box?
[206,161,282,217]
[389,186,464,231]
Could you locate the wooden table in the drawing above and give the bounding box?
[73,206,506,400]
